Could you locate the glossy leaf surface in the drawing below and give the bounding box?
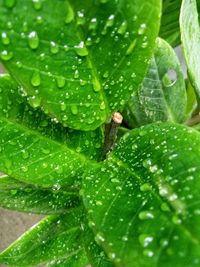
[0,0,161,130]
[0,74,104,161]
[83,123,200,267]
[0,175,80,214]
[0,208,84,266]
[180,0,200,101]
[124,38,186,127]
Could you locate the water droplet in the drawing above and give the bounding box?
[28,31,39,50]
[76,11,86,25]
[117,21,128,35]
[162,69,177,87]
[74,41,88,57]
[93,77,101,92]
[122,235,128,241]
[74,69,79,79]
[1,32,10,45]
[139,210,155,220]
[89,18,98,31]
[71,104,78,115]
[28,95,41,108]
[95,232,105,244]
[138,24,146,35]
[32,0,42,10]
[21,166,28,172]
[50,41,59,54]
[139,234,154,247]
[4,0,16,8]
[126,40,137,55]
[0,50,13,61]
[41,148,50,155]
[31,71,41,87]
[140,183,152,192]
[56,77,66,88]
[22,150,29,159]
[65,4,74,24]
[100,101,106,110]
[143,249,154,257]
[60,102,66,111]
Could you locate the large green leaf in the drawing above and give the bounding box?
[0,175,80,214]
[180,0,200,101]
[83,123,200,267]
[123,38,186,128]
[0,207,85,266]
[0,0,161,130]
[0,74,104,161]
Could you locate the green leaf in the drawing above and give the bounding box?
[185,79,197,121]
[0,207,84,266]
[83,123,200,266]
[180,0,200,101]
[0,74,104,161]
[123,38,186,128]
[160,0,182,47]
[0,74,104,187]
[46,248,89,267]
[0,175,80,214]
[83,226,114,267]
[0,0,161,130]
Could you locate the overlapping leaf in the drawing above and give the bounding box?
[0,207,85,266]
[0,175,80,214]
[180,0,200,101]
[0,74,103,187]
[124,38,186,127]
[0,0,161,130]
[83,123,200,266]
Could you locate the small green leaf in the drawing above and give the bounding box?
[124,38,186,127]
[180,0,200,101]
[0,0,161,130]
[83,123,200,266]
[0,207,84,266]
[0,175,80,214]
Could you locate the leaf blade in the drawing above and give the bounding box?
[83,123,200,266]
[0,0,161,130]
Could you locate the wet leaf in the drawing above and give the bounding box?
[84,227,114,267]
[180,0,200,101]
[124,38,186,128]
[83,123,200,266]
[0,175,80,214]
[0,74,101,188]
[0,0,161,130]
[46,248,89,267]
[0,74,104,161]
[0,207,85,266]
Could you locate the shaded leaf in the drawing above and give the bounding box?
[124,38,186,128]
[0,207,84,266]
[0,0,161,130]
[0,74,104,161]
[0,175,80,214]
[180,0,200,101]
[83,123,200,266]
[160,0,182,47]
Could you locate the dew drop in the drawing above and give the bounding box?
[1,32,10,45]
[139,210,155,220]
[65,4,74,24]
[140,183,152,192]
[28,95,41,108]
[32,0,42,10]
[28,31,39,50]
[60,102,67,111]
[0,50,13,61]
[31,71,41,87]
[71,104,78,115]
[138,24,146,35]
[89,18,98,31]
[74,41,88,57]
[77,11,86,25]
[93,77,101,92]
[139,234,154,247]
[50,41,59,54]
[56,77,66,88]
[117,21,128,35]
[100,101,106,110]
[4,0,16,8]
